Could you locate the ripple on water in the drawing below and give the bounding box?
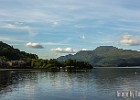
[0,69,140,100]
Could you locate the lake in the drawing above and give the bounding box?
[0,68,140,100]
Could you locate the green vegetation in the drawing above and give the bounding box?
[0,41,37,68]
[3,40,140,69]
[0,41,93,71]
[31,59,60,71]
[0,41,38,60]
[57,46,140,67]
[31,59,93,71]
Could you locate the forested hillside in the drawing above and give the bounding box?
[0,41,38,60]
[57,46,140,67]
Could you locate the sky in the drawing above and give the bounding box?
[0,0,140,59]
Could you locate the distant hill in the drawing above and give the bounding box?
[0,41,38,60]
[57,46,140,67]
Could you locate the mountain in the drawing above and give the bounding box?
[57,46,140,67]
[0,41,38,60]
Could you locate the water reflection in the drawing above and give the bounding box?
[0,71,38,97]
[93,69,140,88]
[0,69,140,100]
[0,71,12,91]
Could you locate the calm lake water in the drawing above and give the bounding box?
[0,69,140,100]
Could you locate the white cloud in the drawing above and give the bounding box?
[25,42,68,49]
[80,35,86,39]
[0,0,140,24]
[51,47,76,53]
[53,21,59,25]
[42,42,68,46]
[0,23,36,36]
[26,42,44,49]
[15,21,24,25]
[92,41,115,44]
[81,48,88,51]
[2,23,31,30]
[119,34,140,46]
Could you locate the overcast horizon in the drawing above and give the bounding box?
[0,0,140,58]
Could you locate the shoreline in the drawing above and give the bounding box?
[94,67,140,69]
[0,68,92,72]
[1,67,140,71]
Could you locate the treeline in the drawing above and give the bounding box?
[31,59,93,71]
[0,41,93,71]
[0,41,38,60]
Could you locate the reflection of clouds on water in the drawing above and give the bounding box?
[1,70,140,100]
[22,80,38,100]
[93,69,140,93]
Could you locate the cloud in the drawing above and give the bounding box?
[81,48,88,51]
[80,35,86,39]
[25,42,68,49]
[0,0,140,24]
[92,41,115,44]
[53,21,59,25]
[0,23,37,36]
[51,47,76,53]
[42,42,68,46]
[119,34,140,46]
[26,42,44,49]
[2,23,31,30]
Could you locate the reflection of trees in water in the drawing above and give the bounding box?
[43,71,92,88]
[41,71,93,100]
[0,69,140,99]
[0,71,12,90]
[0,71,38,95]
[45,69,140,94]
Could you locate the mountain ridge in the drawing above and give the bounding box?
[57,46,140,67]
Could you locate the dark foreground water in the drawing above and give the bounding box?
[0,69,140,100]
